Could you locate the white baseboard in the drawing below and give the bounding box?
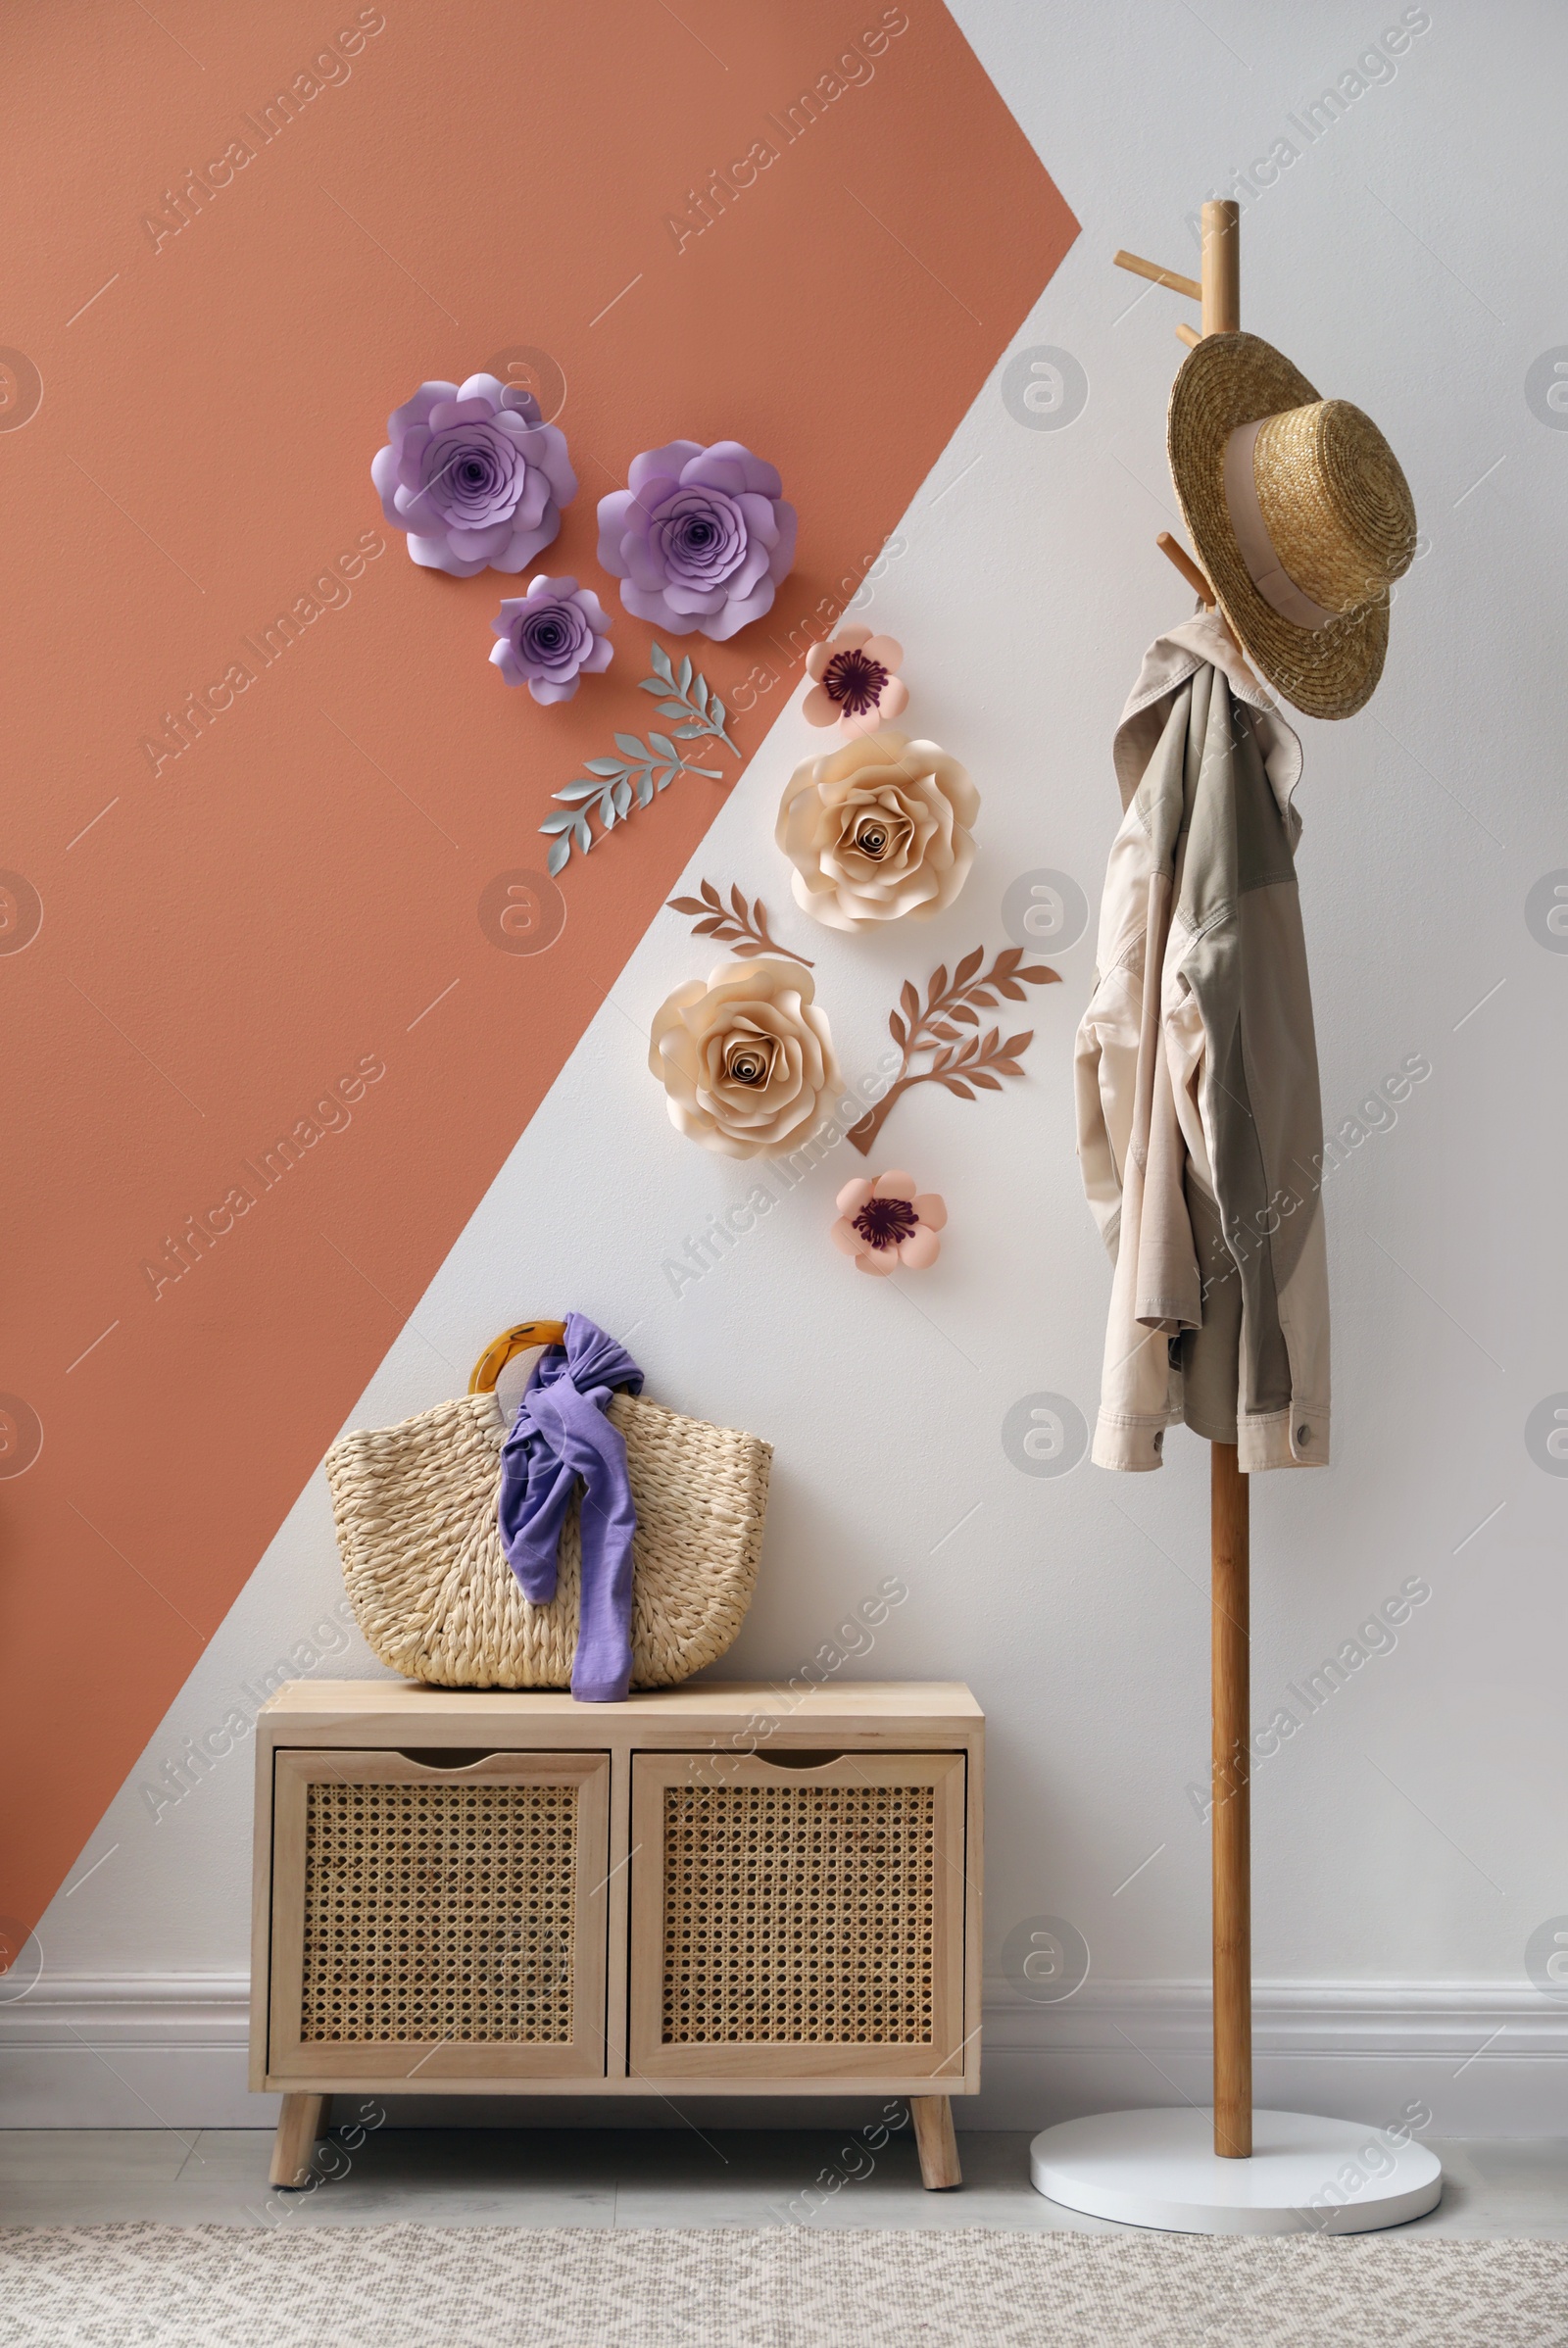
[977,1976,1568,2140]
[2,1975,1563,2134]
[0,1975,267,2132]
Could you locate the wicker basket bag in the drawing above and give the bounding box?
[326,1361,772,1689]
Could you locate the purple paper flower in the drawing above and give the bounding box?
[372,372,577,579]
[490,576,613,705]
[597,439,797,642]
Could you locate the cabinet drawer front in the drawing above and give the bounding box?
[267,1750,609,2083]
[629,1751,966,2082]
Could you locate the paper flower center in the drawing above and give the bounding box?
[514,596,591,672]
[853,1196,919,1250]
[723,1035,776,1087]
[425,423,523,527]
[654,487,746,588]
[853,814,891,858]
[822,647,889,716]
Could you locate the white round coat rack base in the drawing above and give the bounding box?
[1029,2109,1442,2236]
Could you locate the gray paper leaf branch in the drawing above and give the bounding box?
[639,640,741,758]
[666,880,814,966]
[540,731,723,875]
[848,944,1060,1154]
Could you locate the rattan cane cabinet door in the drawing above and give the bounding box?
[628,1751,967,2081]
[267,1750,609,2082]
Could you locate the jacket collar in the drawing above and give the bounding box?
[1114,611,1304,830]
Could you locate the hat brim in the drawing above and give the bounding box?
[1167,331,1389,721]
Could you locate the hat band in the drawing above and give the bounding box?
[1222,418,1342,633]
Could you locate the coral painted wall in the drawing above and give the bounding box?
[0,1,1075,1938]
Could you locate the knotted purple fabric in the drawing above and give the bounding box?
[497,1313,644,1701]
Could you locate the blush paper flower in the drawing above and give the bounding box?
[804,625,908,738]
[598,440,797,641]
[832,1172,947,1275]
[648,959,840,1158]
[776,730,980,931]
[372,372,577,578]
[490,576,612,704]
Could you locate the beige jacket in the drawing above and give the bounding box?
[1075,613,1330,1473]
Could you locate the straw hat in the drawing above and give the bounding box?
[1167,331,1417,719]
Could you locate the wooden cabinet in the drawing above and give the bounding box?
[251,1681,982,2188]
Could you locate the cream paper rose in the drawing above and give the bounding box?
[648,958,841,1158]
[776,729,979,930]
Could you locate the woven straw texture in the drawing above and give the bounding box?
[299,1777,579,2043]
[326,1389,771,1689]
[1166,329,1416,720]
[1250,402,1416,613]
[662,1780,938,2045]
[2,2227,1563,2348]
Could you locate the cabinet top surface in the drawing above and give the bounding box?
[259,1677,982,1722]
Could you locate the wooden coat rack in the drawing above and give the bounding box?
[1027,199,1441,2232]
[1114,196,1253,2165]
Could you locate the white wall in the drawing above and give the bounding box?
[8,0,1567,2135]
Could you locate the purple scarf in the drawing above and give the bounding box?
[497,1313,644,1702]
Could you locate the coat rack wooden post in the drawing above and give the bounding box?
[1027,196,1444,2230]
[1137,195,1256,2165]
[1198,197,1252,2167]
[1209,1440,1250,2158]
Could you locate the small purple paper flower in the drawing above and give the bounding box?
[597,439,797,642]
[490,576,613,705]
[372,372,576,579]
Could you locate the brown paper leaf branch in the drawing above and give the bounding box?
[666,880,814,966]
[847,944,1060,1154]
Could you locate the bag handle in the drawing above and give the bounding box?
[468,1320,567,1394]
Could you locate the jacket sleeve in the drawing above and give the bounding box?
[1074,960,1140,1261]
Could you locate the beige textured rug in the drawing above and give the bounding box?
[0,2226,1563,2347]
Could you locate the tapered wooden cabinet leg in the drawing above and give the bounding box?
[910,2095,962,2189]
[1211,1442,1252,2159]
[270,2091,331,2187]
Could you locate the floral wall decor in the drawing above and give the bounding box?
[847,946,1059,1154]
[666,881,813,968]
[597,440,797,641]
[832,1172,946,1275]
[540,641,743,875]
[649,959,840,1158]
[804,625,908,739]
[372,373,576,577]
[777,732,979,930]
[491,577,613,703]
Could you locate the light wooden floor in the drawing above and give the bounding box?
[1,2129,1565,2233]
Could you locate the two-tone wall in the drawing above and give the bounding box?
[3,0,1565,2134]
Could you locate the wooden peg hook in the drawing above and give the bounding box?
[1112,249,1202,304]
[1156,531,1215,607]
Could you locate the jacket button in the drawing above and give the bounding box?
[1297,1423,1310,1444]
